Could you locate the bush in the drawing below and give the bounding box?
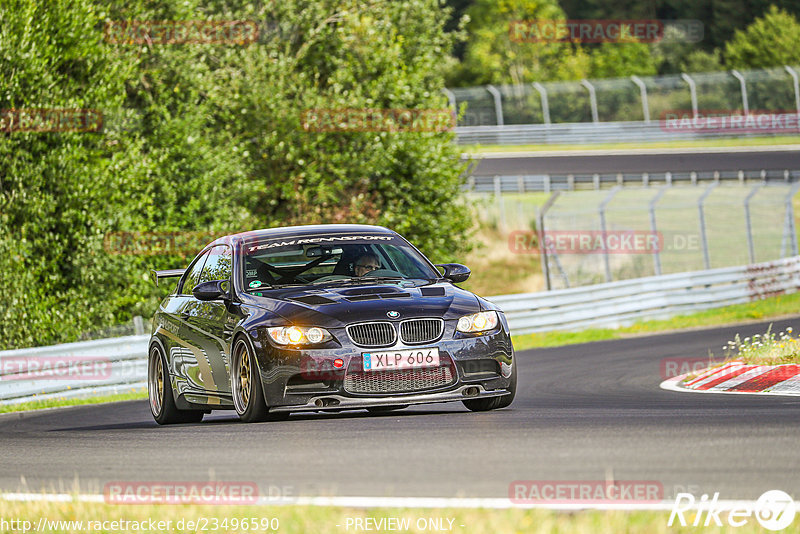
[0,0,471,349]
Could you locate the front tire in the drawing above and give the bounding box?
[231,337,288,423]
[462,359,517,412]
[148,344,204,425]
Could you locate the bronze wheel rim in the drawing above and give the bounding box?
[148,347,164,417]
[233,340,252,413]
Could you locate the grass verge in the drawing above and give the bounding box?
[510,291,800,352]
[461,135,800,154]
[0,389,147,415]
[0,500,765,534]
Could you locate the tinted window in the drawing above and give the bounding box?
[180,249,210,295]
[241,234,438,289]
[200,245,232,284]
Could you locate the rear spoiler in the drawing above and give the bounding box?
[151,268,186,287]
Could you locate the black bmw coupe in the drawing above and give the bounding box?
[147,224,516,424]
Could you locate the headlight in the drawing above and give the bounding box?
[267,326,332,345]
[456,311,499,333]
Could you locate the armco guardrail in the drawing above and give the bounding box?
[488,256,800,334]
[464,169,800,193]
[2,256,799,403]
[454,120,800,145]
[0,335,148,404]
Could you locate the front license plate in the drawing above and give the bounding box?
[363,347,440,372]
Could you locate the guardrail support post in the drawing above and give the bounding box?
[599,186,621,283]
[532,82,551,125]
[486,85,504,126]
[649,186,670,276]
[698,183,718,269]
[630,75,650,123]
[731,70,749,114]
[681,73,698,118]
[133,316,145,335]
[744,184,763,263]
[785,66,800,117]
[581,79,599,123]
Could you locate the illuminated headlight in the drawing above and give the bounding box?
[267,326,332,345]
[456,311,499,333]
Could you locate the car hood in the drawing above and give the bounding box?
[241,281,482,328]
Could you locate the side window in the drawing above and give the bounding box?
[180,250,210,295]
[199,245,232,284]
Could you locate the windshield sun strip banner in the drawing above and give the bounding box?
[245,235,396,253]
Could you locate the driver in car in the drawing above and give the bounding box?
[354,253,381,276]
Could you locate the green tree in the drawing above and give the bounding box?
[0,0,472,349]
[449,0,591,86]
[725,5,800,69]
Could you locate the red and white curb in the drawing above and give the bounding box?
[661,360,800,396]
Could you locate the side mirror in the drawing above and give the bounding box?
[192,280,231,302]
[435,263,471,283]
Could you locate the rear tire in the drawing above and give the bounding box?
[462,359,517,412]
[148,345,204,425]
[232,337,289,422]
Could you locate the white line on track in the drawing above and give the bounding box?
[1,492,795,511]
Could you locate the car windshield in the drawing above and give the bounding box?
[241,233,440,289]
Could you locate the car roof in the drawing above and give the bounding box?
[207,224,397,249]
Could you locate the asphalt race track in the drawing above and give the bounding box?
[2,317,800,501]
[467,148,800,175]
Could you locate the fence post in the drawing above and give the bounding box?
[784,182,800,257]
[486,85,504,126]
[730,70,749,114]
[581,79,599,123]
[630,75,650,123]
[538,191,561,290]
[494,176,504,230]
[785,66,800,117]
[649,186,670,276]
[681,73,698,118]
[698,183,718,269]
[442,88,457,111]
[532,82,551,125]
[744,184,763,264]
[599,186,621,283]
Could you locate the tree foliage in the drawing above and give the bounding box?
[0,0,472,349]
[725,5,800,69]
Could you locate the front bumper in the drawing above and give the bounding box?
[270,384,510,412]
[250,323,514,410]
